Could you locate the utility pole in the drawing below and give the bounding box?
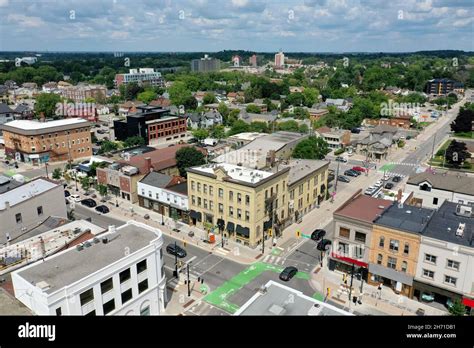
[45,162,49,179]
[430,132,437,170]
[174,241,178,279]
[334,160,340,192]
[348,263,355,301]
[187,263,191,297]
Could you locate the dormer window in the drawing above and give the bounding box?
[420,183,431,192]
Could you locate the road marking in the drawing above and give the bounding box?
[269,256,275,263]
[276,257,281,264]
[262,255,270,263]
[214,248,229,256]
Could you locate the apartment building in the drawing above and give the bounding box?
[114,68,164,88]
[425,78,462,96]
[187,163,290,248]
[368,203,435,298]
[0,176,67,243]
[414,202,474,312]
[315,127,351,150]
[329,191,392,276]
[61,84,106,102]
[147,115,187,145]
[1,118,92,164]
[191,55,221,72]
[12,221,167,316]
[407,171,474,209]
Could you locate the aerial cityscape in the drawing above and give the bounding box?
[0,0,473,345]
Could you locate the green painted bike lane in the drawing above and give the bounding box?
[203,262,313,314]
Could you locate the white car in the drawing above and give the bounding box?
[68,194,81,203]
[375,180,383,187]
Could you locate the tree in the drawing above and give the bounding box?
[97,184,108,197]
[445,140,471,168]
[137,90,157,104]
[34,93,62,119]
[249,121,269,133]
[175,147,206,177]
[80,176,91,192]
[218,102,230,123]
[119,82,144,100]
[203,92,217,105]
[192,128,209,142]
[246,104,261,114]
[52,168,62,180]
[298,124,309,134]
[100,140,119,154]
[286,92,305,106]
[124,136,145,148]
[451,107,473,133]
[448,298,466,316]
[89,161,108,176]
[227,109,241,126]
[169,81,193,107]
[227,120,250,136]
[277,120,299,132]
[210,125,226,140]
[303,87,319,107]
[292,136,330,160]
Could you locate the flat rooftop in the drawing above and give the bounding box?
[335,194,393,224]
[374,203,435,235]
[145,115,179,124]
[17,221,162,294]
[0,175,23,195]
[2,118,88,130]
[189,163,275,185]
[280,159,329,186]
[235,281,352,316]
[407,171,474,196]
[0,178,59,210]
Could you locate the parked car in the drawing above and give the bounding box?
[352,166,366,172]
[317,239,332,251]
[311,229,326,241]
[343,170,357,177]
[68,194,81,203]
[384,182,394,189]
[64,190,70,197]
[364,186,377,196]
[81,198,97,208]
[166,243,187,258]
[338,175,350,183]
[351,127,361,134]
[392,176,402,183]
[95,205,109,214]
[335,156,347,163]
[374,180,383,187]
[279,266,298,281]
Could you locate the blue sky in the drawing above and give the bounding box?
[0,0,472,52]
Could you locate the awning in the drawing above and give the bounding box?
[235,225,250,238]
[226,222,235,232]
[462,297,474,308]
[368,263,414,286]
[189,210,202,221]
[263,220,272,230]
[331,252,368,268]
[217,218,225,230]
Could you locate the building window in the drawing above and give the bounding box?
[229,191,233,200]
[387,257,397,269]
[379,236,385,248]
[422,269,434,279]
[103,299,115,315]
[444,275,457,286]
[191,196,196,205]
[209,186,213,195]
[137,259,147,274]
[204,199,208,209]
[237,193,242,203]
[237,209,242,219]
[355,232,366,243]
[160,249,163,259]
[433,197,438,205]
[209,200,214,210]
[191,181,195,190]
[229,206,233,216]
[245,211,250,222]
[401,261,407,273]
[219,203,224,213]
[447,260,460,271]
[203,184,207,194]
[37,206,43,216]
[420,183,431,192]
[138,279,148,294]
[119,268,131,283]
[403,243,409,255]
[140,305,150,316]
[80,288,94,306]
[121,289,133,304]
[100,278,113,294]
[219,188,223,198]
[355,245,364,259]
[15,213,22,224]
[290,190,294,200]
[85,310,96,316]
[198,197,201,206]
[377,254,383,265]
[298,184,303,195]
[339,227,350,239]
[389,239,399,252]
[197,183,201,192]
[425,254,437,264]
[55,307,62,316]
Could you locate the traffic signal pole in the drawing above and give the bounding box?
[174,241,178,279]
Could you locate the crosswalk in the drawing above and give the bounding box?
[262,255,286,266]
[213,248,229,257]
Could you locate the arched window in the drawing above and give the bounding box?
[377,254,383,265]
[379,236,385,248]
[401,261,408,273]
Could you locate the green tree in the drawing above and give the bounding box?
[52,168,62,180]
[227,109,241,126]
[169,81,193,106]
[448,298,466,316]
[298,124,309,134]
[451,107,473,133]
[97,184,108,197]
[227,120,250,136]
[210,125,226,140]
[203,92,217,105]
[246,104,261,114]
[445,140,471,169]
[119,82,144,100]
[277,120,299,132]
[303,87,319,107]
[218,102,230,122]
[249,121,269,133]
[80,176,91,192]
[292,136,330,160]
[137,90,157,104]
[100,140,119,154]
[286,92,305,106]
[175,147,206,177]
[192,128,209,142]
[124,136,145,148]
[89,161,108,177]
[34,93,62,119]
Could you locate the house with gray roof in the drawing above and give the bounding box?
[187,110,223,129]
[239,111,278,125]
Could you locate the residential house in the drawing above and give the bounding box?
[315,127,351,150]
[239,111,278,125]
[187,110,223,129]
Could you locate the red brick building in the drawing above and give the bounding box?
[147,116,187,145]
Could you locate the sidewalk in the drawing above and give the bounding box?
[311,262,448,316]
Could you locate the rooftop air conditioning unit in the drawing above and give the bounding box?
[456,223,465,237]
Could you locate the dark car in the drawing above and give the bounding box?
[351,127,361,134]
[311,229,326,241]
[335,156,347,163]
[95,205,109,214]
[64,190,70,197]
[337,175,350,183]
[384,182,394,189]
[81,198,97,208]
[344,169,359,177]
[317,239,332,251]
[166,243,187,258]
[392,176,402,183]
[279,266,298,281]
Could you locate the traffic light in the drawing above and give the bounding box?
[326,287,331,298]
[296,230,301,238]
[268,228,272,237]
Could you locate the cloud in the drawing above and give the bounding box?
[7,14,44,27]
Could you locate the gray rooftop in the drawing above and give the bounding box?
[374,203,435,235]
[407,171,474,196]
[17,222,161,294]
[422,201,473,247]
[1,216,68,245]
[0,178,59,210]
[281,159,329,186]
[139,171,172,188]
[235,281,352,316]
[0,175,23,194]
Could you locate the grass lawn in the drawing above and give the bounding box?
[453,131,473,139]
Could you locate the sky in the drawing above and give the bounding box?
[0,0,473,52]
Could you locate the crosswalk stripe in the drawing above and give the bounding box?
[214,248,229,256]
[263,255,270,262]
[269,256,275,263]
[276,257,281,264]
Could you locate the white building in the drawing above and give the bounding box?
[407,171,474,209]
[413,202,474,310]
[114,68,164,88]
[274,51,285,68]
[12,221,167,316]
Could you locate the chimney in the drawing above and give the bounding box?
[145,157,152,173]
[40,112,45,122]
[397,189,403,203]
[4,201,10,210]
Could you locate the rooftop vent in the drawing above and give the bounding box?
[102,237,109,244]
[406,210,412,214]
[378,205,385,209]
[456,223,466,237]
[36,281,50,291]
